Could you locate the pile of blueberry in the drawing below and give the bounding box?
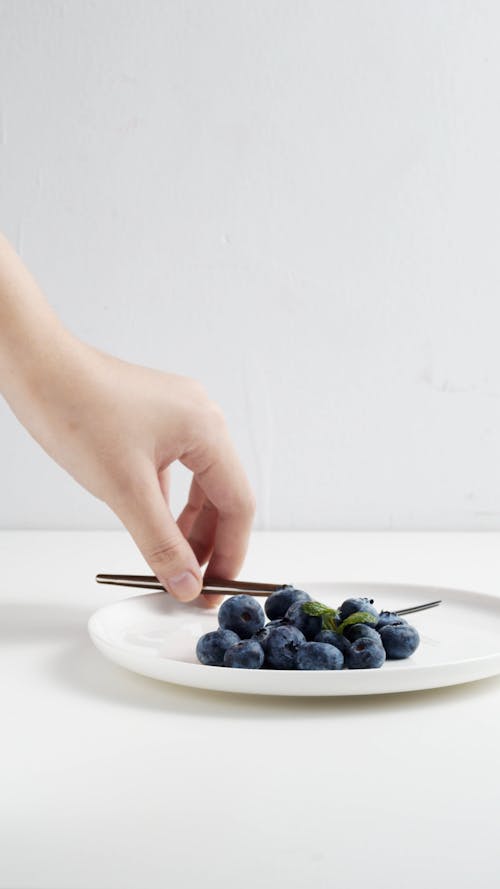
[195,585,420,670]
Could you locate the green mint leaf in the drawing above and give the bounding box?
[301,600,337,618]
[336,610,378,635]
[322,613,338,632]
[301,600,340,633]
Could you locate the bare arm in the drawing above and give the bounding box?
[0,234,256,605]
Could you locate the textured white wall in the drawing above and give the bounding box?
[1,1,500,530]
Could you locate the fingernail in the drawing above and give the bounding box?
[166,570,201,602]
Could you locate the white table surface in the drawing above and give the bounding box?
[2,530,500,889]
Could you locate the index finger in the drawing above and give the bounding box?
[181,434,256,582]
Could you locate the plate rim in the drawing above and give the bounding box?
[88,579,500,678]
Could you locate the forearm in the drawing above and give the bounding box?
[0,234,83,405]
[0,232,102,465]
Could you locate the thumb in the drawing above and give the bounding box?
[117,470,203,603]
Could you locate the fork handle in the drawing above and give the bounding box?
[95,573,287,596]
[94,574,442,614]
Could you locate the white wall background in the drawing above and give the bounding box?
[1,0,500,530]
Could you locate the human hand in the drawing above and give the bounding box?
[14,339,256,606]
[0,233,255,607]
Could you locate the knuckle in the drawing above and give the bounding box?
[184,376,209,404]
[191,399,227,444]
[239,492,257,518]
[179,380,227,446]
[204,400,227,429]
[246,488,257,517]
[224,486,257,519]
[146,536,182,565]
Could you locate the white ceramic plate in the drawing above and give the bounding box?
[88,581,500,696]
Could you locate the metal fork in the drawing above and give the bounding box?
[95,573,442,615]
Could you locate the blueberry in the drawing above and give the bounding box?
[345,637,386,669]
[253,619,290,651]
[338,597,379,623]
[196,629,240,666]
[252,624,277,651]
[285,601,323,640]
[224,639,265,669]
[218,594,265,639]
[253,625,270,643]
[343,623,381,643]
[379,622,420,659]
[265,625,306,669]
[265,585,311,621]
[315,629,351,655]
[376,611,408,631]
[296,642,344,671]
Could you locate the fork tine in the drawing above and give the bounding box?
[395,600,442,615]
